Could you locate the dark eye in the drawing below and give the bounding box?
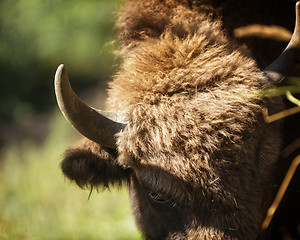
[144,186,167,204]
[147,188,165,203]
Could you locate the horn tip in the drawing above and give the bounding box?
[54,63,69,106]
[296,1,300,17]
[55,64,67,83]
[56,64,65,74]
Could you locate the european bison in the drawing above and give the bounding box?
[55,0,300,239]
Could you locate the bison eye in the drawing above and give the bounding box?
[147,189,165,202]
[144,186,167,204]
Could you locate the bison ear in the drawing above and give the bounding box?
[61,138,129,189]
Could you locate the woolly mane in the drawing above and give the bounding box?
[104,2,282,237]
[60,0,290,239]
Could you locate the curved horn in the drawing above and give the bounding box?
[54,64,126,149]
[263,1,300,84]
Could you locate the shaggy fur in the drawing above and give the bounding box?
[60,0,297,239]
[61,138,128,188]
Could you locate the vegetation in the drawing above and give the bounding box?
[0,0,121,122]
[0,1,141,239]
[0,112,141,240]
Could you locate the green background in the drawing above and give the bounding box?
[0,0,141,239]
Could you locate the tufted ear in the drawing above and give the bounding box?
[61,138,129,189]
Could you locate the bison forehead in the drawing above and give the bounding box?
[107,17,270,112]
[110,2,279,211]
[116,87,271,191]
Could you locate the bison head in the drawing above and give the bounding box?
[55,2,300,240]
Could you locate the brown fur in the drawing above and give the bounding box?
[61,138,128,188]
[60,0,298,239]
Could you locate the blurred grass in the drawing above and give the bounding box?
[0,0,121,122]
[0,112,142,240]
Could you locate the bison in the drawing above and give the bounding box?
[54,0,300,239]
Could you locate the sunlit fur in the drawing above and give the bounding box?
[60,0,292,239]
